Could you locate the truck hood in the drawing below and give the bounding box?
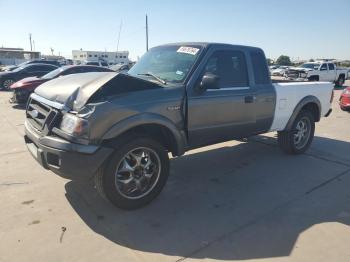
[35,72,117,110]
[34,72,163,111]
[288,67,313,72]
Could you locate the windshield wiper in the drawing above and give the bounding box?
[137,72,167,85]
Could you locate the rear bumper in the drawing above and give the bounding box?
[24,120,113,180]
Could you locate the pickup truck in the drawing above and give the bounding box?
[285,61,348,86]
[24,43,334,209]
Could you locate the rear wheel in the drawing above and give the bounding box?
[278,110,315,154]
[95,136,169,210]
[336,75,345,87]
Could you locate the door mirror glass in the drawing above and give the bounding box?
[199,73,220,91]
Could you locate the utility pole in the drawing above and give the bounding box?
[29,33,32,51]
[146,14,149,52]
[116,20,122,52]
[33,40,35,51]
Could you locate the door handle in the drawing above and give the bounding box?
[244,96,256,103]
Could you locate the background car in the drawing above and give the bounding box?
[339,87,350,111]
[271,66,289,76]
[10,65,114,103]
[84,61,109,67]
[0,63,58,90]
[109,63,130,73]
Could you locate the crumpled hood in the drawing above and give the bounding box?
[35,72,117,110]
[34,72,163,111]
[287,67,313,72]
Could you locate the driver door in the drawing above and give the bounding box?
[187,48,256,148]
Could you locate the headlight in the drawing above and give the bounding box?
[60,113,89,136]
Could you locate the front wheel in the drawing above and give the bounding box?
[95,136,169,210]
[2,79,14,90]
[278,110,315,154]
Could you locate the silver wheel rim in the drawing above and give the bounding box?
[3,79,14,89]
[293,117,311,149]
[114,147,161,199]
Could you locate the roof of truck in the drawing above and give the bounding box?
[155,42,263,51]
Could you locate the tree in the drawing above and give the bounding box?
[309,58,315,62]
[276,55,291,66]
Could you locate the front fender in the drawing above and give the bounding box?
[101,113,186,155]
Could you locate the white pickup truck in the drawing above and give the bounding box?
[285,62,348,86]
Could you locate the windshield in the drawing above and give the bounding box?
[299,63,320,69]
[128,45,202,84]
[41,67,65,79]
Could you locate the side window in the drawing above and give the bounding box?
[250,51,270,85]
[24,66,36,73]
[320,64,328,71]
[328,63,335,70]
[203,50,249,88]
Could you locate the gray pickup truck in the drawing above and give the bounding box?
[24,43,333,209]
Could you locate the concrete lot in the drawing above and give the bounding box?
[1,82,350,262]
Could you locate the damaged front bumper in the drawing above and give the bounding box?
[24,120,113,180]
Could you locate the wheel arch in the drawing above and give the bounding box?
[284,96,321,131]
[101,113,186,156]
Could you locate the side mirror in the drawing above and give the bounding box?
[199,73,220,91]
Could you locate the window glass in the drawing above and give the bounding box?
[320,64,328,70]
[328,63,335,70]
[203,50,248,88]
[250,51,270,84]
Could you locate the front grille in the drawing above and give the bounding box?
[285,70,304,79]
[26,97,61,135]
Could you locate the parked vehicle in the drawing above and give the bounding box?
[285,62,348,86]
[84,61,109,67]
[0,63,58,90]
[24,43,333,210]
[10,65,114,103]
[339,87,350,111]
[271,66,289,76]
[109,63,130,73]
[1,65,18,72]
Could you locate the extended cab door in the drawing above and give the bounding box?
[318,63,331,81]
[187,47,256,148]
[327,63,337,82]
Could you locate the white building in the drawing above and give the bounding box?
[72,50,129,65]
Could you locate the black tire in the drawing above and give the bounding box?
[308,76,319,82]
[336,75,345,87]
[278,110,315,154]
[1,79,14,90]
[95,135,169,210]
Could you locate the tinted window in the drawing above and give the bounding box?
[320,64,328,70]
[250,51,270,85]
[328,63,335,70]
[203,50,248,88]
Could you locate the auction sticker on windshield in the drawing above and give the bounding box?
[177,46,200,55]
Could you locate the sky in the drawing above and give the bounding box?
[1,0,349,61]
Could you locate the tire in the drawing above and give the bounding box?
[336,75,345,87]
[308,76,319,82]
[1,79,14,90]
[95,135,169,210]
[278,110,315,154]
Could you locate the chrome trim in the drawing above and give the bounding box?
[30,93,68,111]
[207,86,250,92]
